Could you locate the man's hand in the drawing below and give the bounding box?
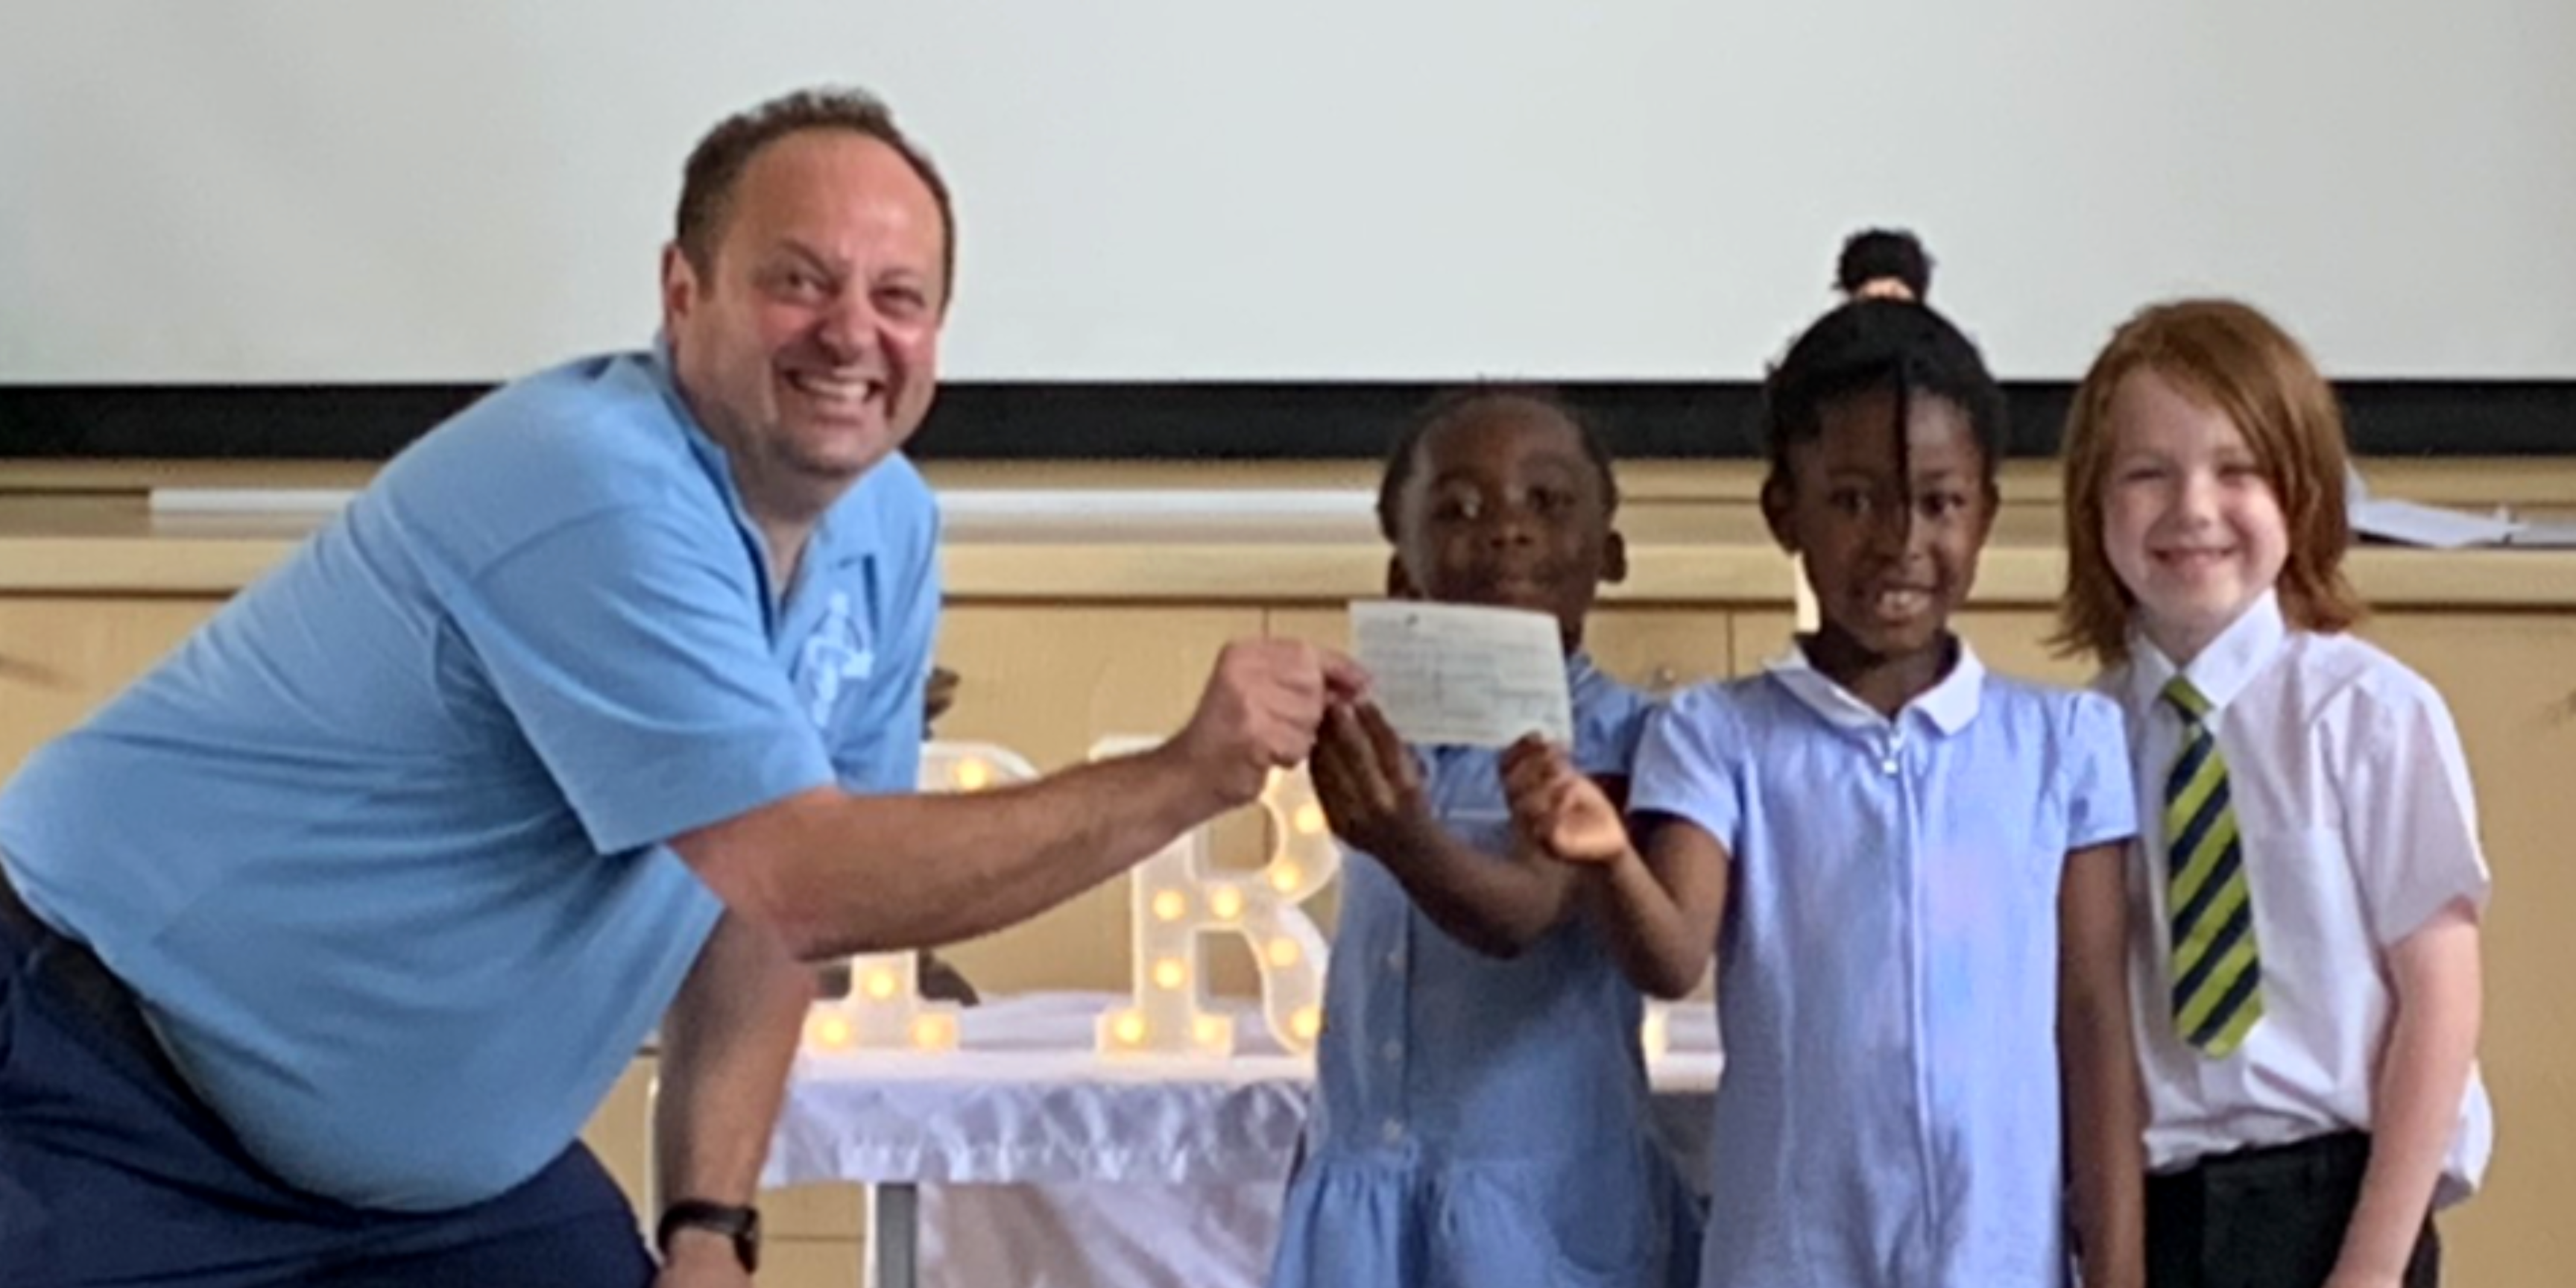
[1162,640,1368,814]
[1309,702,1439,861]
[1501,735,1630,864]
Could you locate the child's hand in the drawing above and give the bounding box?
[1502,734,1631,865]
[1308,702,1439,861]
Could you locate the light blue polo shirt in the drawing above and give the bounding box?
[0,347,941,1211]
[1629,641,2134,1288]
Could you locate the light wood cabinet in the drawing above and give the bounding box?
[0,596,222,777]
[1586,607,1739,695]
[2352,613,2576,1287]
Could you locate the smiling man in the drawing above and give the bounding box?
[0,89,1357,1287]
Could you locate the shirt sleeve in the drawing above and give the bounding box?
[449,504,836,856]
[2340,675,2492,946]
[2063,689,2140,853]
[1627,684,1747,851]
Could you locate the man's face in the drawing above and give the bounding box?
[663,129,947,521]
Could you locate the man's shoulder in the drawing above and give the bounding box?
[370,352,724,556]
[402,352,692,490]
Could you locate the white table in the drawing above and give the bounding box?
[763,992,1720,1288]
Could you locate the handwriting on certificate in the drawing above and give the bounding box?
[1348,600,1572,748]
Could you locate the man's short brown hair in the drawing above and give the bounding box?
[673,87,955,294]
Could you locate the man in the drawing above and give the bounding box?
[0,88,1357,1286]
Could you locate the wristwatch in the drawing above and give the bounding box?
[655,1199,761,1273]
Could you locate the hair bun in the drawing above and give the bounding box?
[1836,229,1933,303]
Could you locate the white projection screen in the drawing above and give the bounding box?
[4,0,2574,385]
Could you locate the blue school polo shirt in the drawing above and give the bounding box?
[0,347,941,1211]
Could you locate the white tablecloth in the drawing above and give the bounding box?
[764,992,1721,1288]
[767,994,1315,1190]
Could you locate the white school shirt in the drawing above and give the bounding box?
[2102,591,2493,1204]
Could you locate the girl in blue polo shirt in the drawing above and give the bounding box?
[1268,388,1703,1288]
[1509,299,2147,1288]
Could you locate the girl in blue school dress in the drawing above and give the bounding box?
[1266,388,1705,1288]
[1509,298,2149,1288]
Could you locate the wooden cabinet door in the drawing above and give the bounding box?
[0,596,221,780]
[2358,613,2576,1288]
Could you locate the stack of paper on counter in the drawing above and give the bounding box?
[2347,464,2576,548]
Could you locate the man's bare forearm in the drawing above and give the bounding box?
[679,637,1355,962]
[688,742,1223,961]
[655,912,813,1208]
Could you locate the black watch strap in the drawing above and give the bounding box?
[655,1199,761,1273]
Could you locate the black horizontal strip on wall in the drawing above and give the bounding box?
[3,380,2572,461]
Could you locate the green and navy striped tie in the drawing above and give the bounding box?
[2164,677,2264,1057]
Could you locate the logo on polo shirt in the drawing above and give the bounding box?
[798,590,875,727]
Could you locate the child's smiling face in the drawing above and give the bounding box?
[1390,398,1623,651]
[1767,387,1995,665]
[2098,367,2292,663]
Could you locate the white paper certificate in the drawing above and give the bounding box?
[1348,600,1572,748]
